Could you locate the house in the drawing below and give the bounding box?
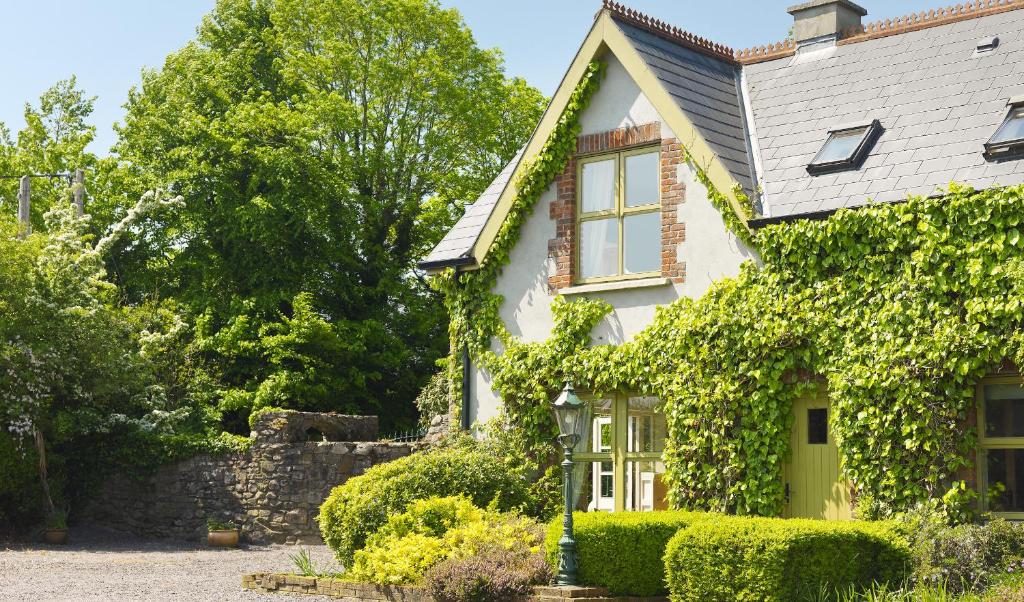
[419,0,1024,519]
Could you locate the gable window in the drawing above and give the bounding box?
[978,379,1024,517]
[984,98,1024,159]
[807,120,882,175]
[577,147,661,282]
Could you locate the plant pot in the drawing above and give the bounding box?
[44,528,68,545]
[208,529,239,548]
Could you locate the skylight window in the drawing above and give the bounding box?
[807,120,882,175]
[985,99,1024,159]
[975,35,999,56]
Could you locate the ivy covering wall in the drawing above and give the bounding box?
[435,58,1024,518]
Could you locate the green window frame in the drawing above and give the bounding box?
[576,146,661,284]
[977,376,1024,519]
[574,393,667,512]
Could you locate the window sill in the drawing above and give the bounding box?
[559,277,672,296]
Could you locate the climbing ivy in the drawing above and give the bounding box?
[435,57,1024,519]
[681,147,758,248]
[434,60,607,424]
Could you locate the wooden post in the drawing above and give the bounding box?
[17,175,30,236]
[73,169,85,216]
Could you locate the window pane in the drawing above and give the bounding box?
[814,128,866,164]
[628,396,666,453]
[986,448,1024,512]
[576,463,595,511]
[984,384,1024,438]
[625,152,659,207]
[626,460,668,511]
[991,108,1024,144]
[623,212,661,274]
[581,218,618,278]
[808,408,828,444]
[586,399,613,454]
[582,159,616,213]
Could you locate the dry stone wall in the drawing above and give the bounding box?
[84,411,414,544]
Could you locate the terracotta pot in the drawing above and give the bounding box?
[44,529,68,545]
[208,529,239,548]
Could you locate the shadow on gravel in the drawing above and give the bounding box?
[2,525,265,554]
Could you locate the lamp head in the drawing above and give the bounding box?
[551,380,585,441]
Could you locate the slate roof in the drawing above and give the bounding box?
[746,6,1024,219]
[421,1,1024,268]
[613,17,756,196]
[418,150,523,269]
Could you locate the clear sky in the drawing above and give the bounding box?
[0,0,945,155]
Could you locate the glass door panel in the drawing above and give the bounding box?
[590,414,614,511]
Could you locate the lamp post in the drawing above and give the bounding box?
[550,380,586,586]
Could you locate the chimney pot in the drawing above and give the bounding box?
[787,0,867,44]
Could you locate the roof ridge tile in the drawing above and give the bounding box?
[602,0,737,63]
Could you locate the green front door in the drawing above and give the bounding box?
[783,393,852,520]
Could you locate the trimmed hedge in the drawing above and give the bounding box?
[318,442,532,565]
[664,515,911,601]
[545,511,706,596]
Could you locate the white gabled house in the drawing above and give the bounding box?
[420,0,1024,517]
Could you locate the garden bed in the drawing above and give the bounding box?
[242,573,668,602]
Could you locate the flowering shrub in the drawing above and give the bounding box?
[349,533,447,585]
[318,438,533,565]
[414,371,448,428]
[425,545,551,602]
[0,193,204,524]
[346,496,545,586]
[901,506,1024,595]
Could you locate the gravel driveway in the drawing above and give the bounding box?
[0,526,341,601]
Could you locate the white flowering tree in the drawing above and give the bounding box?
[0,190,181,519]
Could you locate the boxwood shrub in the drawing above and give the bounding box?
[318,441,532,565]
[545,511,707,596]
[664,515,911,601]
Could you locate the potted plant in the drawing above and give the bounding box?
[207,518,240,547]
[43,509,68,544]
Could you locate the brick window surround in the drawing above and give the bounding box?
[548,123,686,293]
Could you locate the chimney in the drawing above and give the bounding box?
[787,0,867,45]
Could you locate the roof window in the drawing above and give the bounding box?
[807,119,882,175]
[985,98,1024,159]
[975,36,999,55]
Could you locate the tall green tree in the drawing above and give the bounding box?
[105,0,545,430]
[0,78,98,230]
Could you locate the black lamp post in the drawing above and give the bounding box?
[550,380,586,586]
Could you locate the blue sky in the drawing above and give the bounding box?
[0,1,943,154]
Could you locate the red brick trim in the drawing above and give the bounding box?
[547,124,686,293]
[576,122,660,156]
[661,138,686,282]
[548,161,576,293]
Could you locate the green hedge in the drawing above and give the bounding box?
[318,441,532,565]
[545,511,706,596]
[664,516,911,601]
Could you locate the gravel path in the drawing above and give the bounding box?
[0,527,341,601]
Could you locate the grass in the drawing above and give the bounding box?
[813,574,1024,602]
[289,548,320,577]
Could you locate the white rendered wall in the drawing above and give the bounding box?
[466,52,756,430]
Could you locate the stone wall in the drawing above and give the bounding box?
[84,412,414,544]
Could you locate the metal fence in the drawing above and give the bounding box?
[380,427,426,443]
